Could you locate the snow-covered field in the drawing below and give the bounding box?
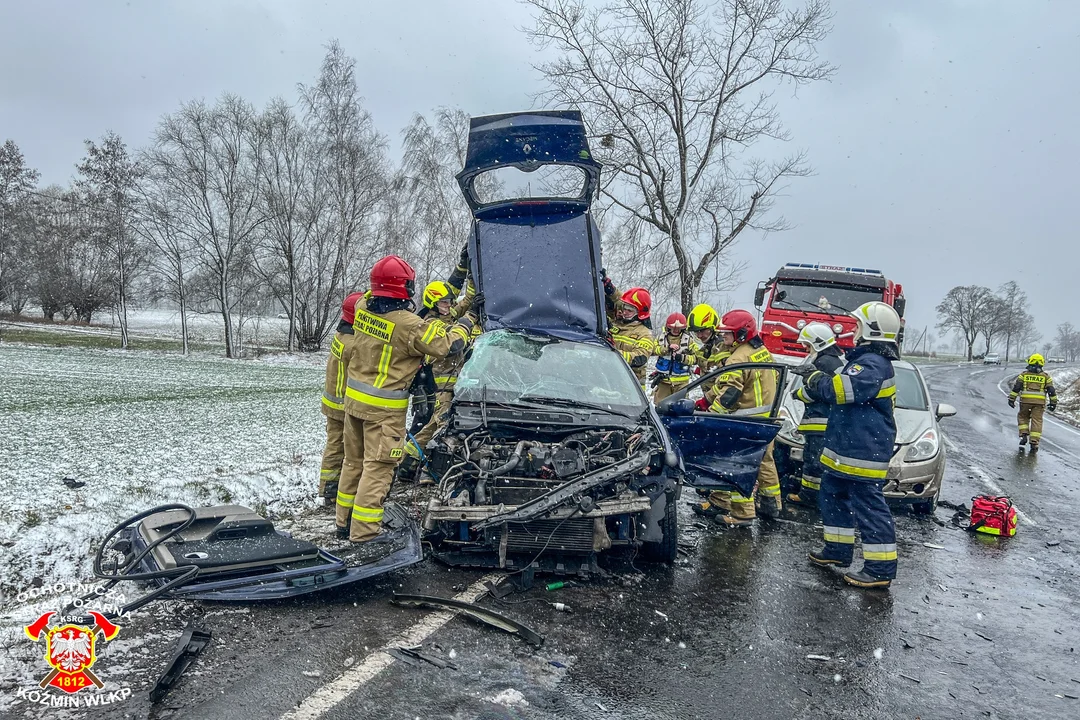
[0,344,326,607]
[1050,365,1080,425]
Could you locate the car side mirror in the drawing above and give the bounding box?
[935,403,957,420]
[660,398,696,417]
[754,286,766,308]
[894,296,906,318]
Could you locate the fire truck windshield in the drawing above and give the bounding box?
[771,281,884,315]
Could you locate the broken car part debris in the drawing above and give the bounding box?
[391,593,544,647]
[149,626,212,704]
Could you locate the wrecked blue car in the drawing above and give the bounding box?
[421,111,788,574]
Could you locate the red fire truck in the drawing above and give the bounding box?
[754,263,906,358]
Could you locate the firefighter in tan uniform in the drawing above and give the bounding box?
[693,309,781,526]
[1008,353,1058,453]
[318,291,365,502]
[650,313,698,403]
[602,274,654,387]
[337,255,475,542]
[683,303,733,374]
[398,273,480,483]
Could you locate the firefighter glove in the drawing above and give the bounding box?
[470,291,484,308]
[601,268,616,296]
[1008,397,1016,408]
[694,398,709,412]
[1048,402,1057,412]
[458,244,470,269]
[790,363,816,378]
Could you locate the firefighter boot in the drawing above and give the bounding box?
[1019,434,1028,447]
[335,517,351,540]
[808,550,849,568]
[394,454,420,484]
[844,570,892,589]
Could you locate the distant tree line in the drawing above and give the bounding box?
[935,282,1045,362]
[0,42,475,356]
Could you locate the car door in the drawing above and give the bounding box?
[656,363,788,498]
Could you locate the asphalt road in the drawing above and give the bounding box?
[5,363,1080,719]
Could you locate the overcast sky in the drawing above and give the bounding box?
[2,0,1077,349]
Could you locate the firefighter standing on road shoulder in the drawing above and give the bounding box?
[318,291,365,504]
[787,323,846,507]
[1009,354,1057,453]
[800,301,900,589]
[603,273,654,388]
[651,313,696,403]
[693,309,782,526]
[337,255,476,543]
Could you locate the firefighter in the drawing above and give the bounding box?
[787,323,846,507]
[1008,353,1057,452]
[650,313,697,402]
[398,273,480,484]
[318,291,365,505]
[693,309,782,526]
[603,274,654,388]
[684,303,733,372]
[799,301,901,589]
[336,255,476,543]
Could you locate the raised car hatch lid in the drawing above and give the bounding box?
[459,111,608,342]
[456,110,601,211]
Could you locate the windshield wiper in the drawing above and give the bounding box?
[515,395,638,419]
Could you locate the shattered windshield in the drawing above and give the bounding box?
[456,330,645,413]
[772,281,884,314]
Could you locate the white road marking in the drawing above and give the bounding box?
[280,574,500,720]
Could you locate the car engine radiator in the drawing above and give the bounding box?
[505,519,596,554]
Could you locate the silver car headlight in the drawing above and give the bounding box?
[904,429,939,462]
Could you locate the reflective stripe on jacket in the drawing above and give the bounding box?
[707,341,776,416]
[795,348,845,433]
[321,331,354,420]
[345,298,472,418]
[1010,371,1056,406]
[610,321,654,381]
[803,345,897,481]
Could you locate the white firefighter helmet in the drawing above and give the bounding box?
[852,301,901,344]
[798,322,838,353]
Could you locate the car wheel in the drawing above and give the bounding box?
[912,494,939,515]
[641,493,678,563]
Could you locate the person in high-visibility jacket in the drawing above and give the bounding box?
[683,303,733,373]
[1008,353,1057,452]
[693,309,781,525]
[336,255,476,543]
[603,274,654,388]
[399,270,480,483]
[651,313,698,402]
[787,323,845,507]
[318,291,365,503]
[799,301,900,589]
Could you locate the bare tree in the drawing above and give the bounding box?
[300,40,388,308]
[76,133,144,348]
[133,161,194,354]
[995,280,1029,363]
[1056,322,1080,362]
[975,295,1008,356]
[936,285,992,361]
[524,0,833,311]
[152,95,266,358]
[0,140,40,323]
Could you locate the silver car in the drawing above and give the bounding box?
[775,360,956,514]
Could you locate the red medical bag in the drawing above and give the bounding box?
[967,495,1018,537]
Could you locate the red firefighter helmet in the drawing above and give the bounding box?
[619,287,652,320]
[340,292,364,324]
[665,312,687,333]
[720,309,757,343]
[369,255,416,299]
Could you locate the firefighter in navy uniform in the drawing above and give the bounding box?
[799,301,901,589]
[318,291,365,504]
[651,313,697,403]
[787,323,845,506]
[693,309,782,525]
[336,255,476,543]
[1008,353,1057,452]
[602,273,654,388]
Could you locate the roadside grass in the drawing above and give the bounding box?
[0,326,196,351]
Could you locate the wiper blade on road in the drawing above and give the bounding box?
[515,395,638,419]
